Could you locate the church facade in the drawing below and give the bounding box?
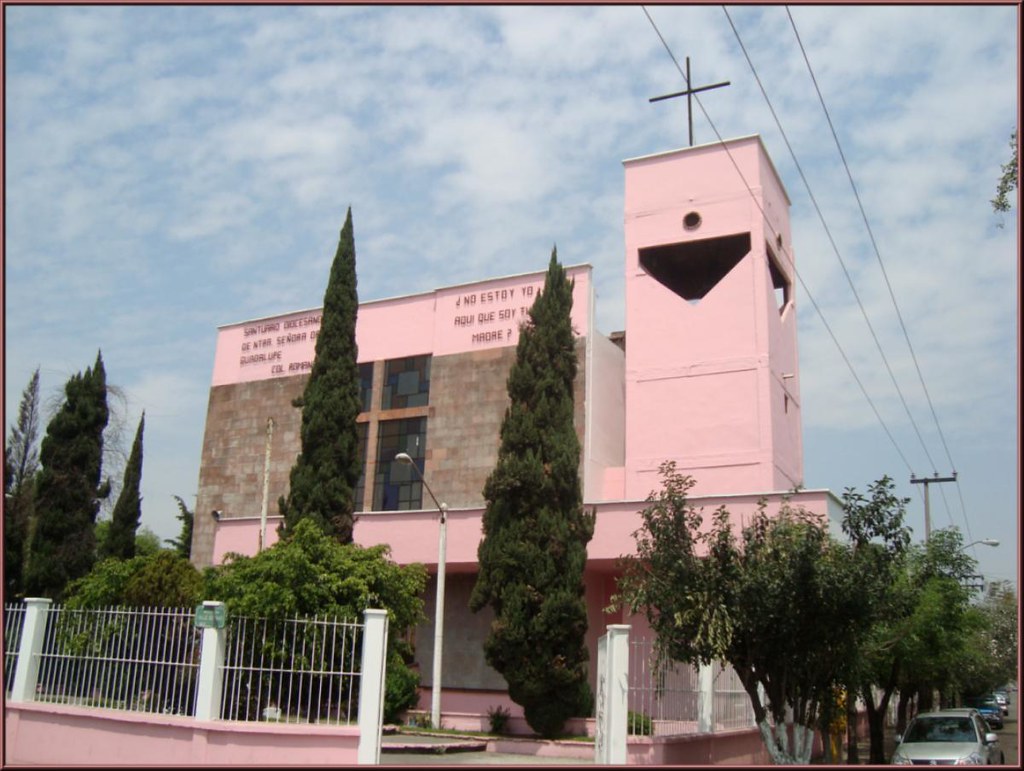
[190,135,841,713]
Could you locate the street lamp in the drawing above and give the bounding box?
[958,540,998,595]
[395,452,448,730]
[961,539,1000,550]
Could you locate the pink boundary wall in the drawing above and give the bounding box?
[3,702,360,766]
[626,730,769,765]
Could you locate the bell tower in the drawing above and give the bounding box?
[622,135,803,499]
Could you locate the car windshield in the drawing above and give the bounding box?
[905,717,977,744]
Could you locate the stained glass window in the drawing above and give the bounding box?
[358,362,374,413]
[381,355,431,409]
[354,421,369,511]
[372,417,427,510]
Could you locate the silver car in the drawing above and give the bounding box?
[993,691,1009,715]
[891,709,1003,765]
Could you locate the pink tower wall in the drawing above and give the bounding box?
[622,135,802,500]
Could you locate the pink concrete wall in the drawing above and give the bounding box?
[621,136,802,499]
[211,265,591,387]
[4,703,359,766]
[212,515,281,564]
[626,729,769,765]
[352,508,486,570]
[601,466,626,500]
[584,490,839,572]
[764,255,803,488]
[212,490,841,571]
[583,332,626,502]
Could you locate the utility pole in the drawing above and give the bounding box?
[910,471,957,542]
[964,574,985,593]
[259,417,274,551]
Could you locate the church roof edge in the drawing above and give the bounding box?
[217,262,594,331]
[623,134,791,207]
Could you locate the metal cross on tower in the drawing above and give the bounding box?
[649,56,731,147]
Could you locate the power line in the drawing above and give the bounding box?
[720,6,941,475]
[785,6,960,475]
[784,6,970,540]
[640,5,916,475]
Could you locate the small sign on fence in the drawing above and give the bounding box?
[194,602,227,629]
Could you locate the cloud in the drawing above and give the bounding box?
[3,4,1017,584]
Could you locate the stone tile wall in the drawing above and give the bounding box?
[191,339,588,569]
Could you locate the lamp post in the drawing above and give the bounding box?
[961,538,999,550]
[959,539,998,594]
[395,452,447,730]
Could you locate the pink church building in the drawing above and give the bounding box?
[191,135,841,721]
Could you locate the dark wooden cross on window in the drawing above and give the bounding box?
[649,56,731,147]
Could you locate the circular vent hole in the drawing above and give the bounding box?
[683,211,702,230]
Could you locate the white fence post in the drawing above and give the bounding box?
[595,633,607,762]
[194,601,227,721]
[595,624,630,764]
[698,663,714,732]
[10,598,51,703]
[357,609,389,765]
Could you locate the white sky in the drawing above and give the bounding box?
[3,4,1019,589]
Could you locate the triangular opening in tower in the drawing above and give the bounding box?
[638,232,751,304]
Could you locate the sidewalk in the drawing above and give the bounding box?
[383,728,898,766]
[381,732,487,754]
[812,734,897,765]
[381,729,592,765]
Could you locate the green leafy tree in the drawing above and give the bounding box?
[165,495,194,558]
[976,580,1018,685]
[615,462,870,764]
[26,352,111,599]
[279,208,362,542]
[991,129,1018,215]
[203,518,427,724]
[875,529,979,738]
[839,476,913,763]
[4,368,41,599]
[470,250,594,739]
[65,550,202,610]
[940,579,1017,702]
[95,521,162,560]
[909,529,980,708]
[62,550,203,713]
[100,413,144,561]
[134,527,162,557]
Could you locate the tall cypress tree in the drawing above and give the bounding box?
[26,351,111,599]
[101,412,144,561]
[4,368,41,598]
[469,250,595,738]
[279,208,362,542]
[165,495,194,559]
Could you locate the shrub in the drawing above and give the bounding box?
[64,551,201,609]
[203,519,427,726]
[488,704,511,734]
[627,710,653,736]
[383,641,421,725]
